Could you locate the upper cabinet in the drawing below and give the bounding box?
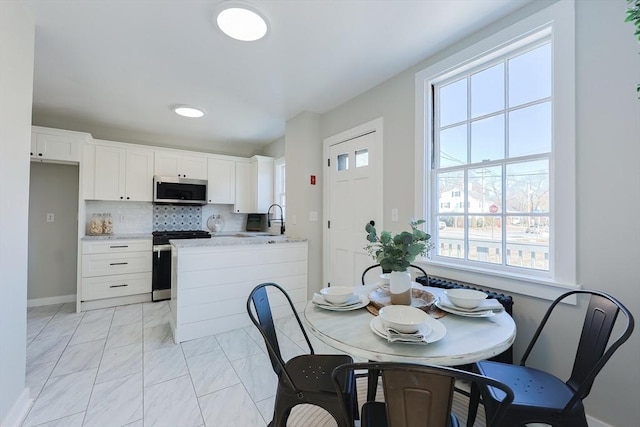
[234,156,274,213]
[207,158,236,204]
[91,142,154,202]
[31,126,90,163]
[154,151,207,180]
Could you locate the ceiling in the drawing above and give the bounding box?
[23,0,533,155]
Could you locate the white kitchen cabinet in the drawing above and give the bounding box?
[81,239,152,301]
[154,151,207,179]
[30,126,89,163]
[233,155,274,213]
[207,158,236,204]
[234,161,253,212]
[93,143,154,201]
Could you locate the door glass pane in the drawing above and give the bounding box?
[509,43,551,107]
[509,102,551,157]
[439,124,467,167]
[468,166,502,214]
[471,114,504,163]
[337,153,349,171]
[355,149,369,167]
[439,78,467,127]
[471,63,504,118]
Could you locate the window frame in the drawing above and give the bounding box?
[274,156,286,220]
[414,0,576,300]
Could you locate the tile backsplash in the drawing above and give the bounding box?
[153,205,202,231]
[84,201,246,234]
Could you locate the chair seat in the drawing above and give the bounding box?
[477,360,576,411]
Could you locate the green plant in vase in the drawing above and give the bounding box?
[365,220,432,304]
[364,219,432,271]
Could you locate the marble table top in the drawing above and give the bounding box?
[303,285,516,365]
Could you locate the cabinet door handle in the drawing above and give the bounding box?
[109,245,129,248]
[109,284,129,288]
[109,262,128,266]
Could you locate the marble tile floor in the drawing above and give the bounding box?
[23,301,347,427]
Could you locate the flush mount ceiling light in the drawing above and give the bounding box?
[172,105,205,118]
[216,2,268,41]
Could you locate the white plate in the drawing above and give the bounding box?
[435,300,496,318]
[313,295,370,311]
[369,316,446,344]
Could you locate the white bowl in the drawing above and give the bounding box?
[444,289,488,309]
[320,286,354,305]
[378,305,429,333]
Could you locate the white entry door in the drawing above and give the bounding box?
[323,118,383,288]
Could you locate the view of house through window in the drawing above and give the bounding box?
[432,37,551,273]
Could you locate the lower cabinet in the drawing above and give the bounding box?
[81,239,152,301]
[171,242,308,343]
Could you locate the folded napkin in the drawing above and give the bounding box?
[385,327,428,345]
[439,297,504,313]
[312,293,361,308]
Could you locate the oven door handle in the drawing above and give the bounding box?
[153,244,172,253]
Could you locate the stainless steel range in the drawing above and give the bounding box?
[152,230,211,301]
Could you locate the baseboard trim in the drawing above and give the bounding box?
[587,414,612,427]
[27,294,76,307]
[81,293,151,311]
[529,414,612,427]
[0,388,32,427]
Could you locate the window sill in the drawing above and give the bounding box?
[416,259,580,301]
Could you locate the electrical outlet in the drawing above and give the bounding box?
[46,213,54,223]
[391,208,399,222]
[309,211,318,221]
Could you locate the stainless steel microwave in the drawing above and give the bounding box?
[153,176,207,205]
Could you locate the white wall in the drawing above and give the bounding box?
[0,0,35,424]
[285,112,323,296]
[317,0,640,425]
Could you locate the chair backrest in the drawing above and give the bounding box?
[332,362,514,427]
[361,264,428,286]
[246,282,314,376]
[521,290,634,411]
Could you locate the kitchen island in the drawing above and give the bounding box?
[169,235,308,343]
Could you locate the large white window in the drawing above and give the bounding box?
[415,1,576,299]
[274,157,286,219]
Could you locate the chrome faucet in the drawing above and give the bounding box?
[267,204,285,235]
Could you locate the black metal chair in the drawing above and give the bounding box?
[467,289,635,427]
[361,263,428,286]
[332,362,514,427]
[246,282,357,427]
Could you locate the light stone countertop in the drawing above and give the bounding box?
[81,233,152,241]
[171,234,307,248]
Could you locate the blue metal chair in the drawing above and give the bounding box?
[467,289,634,427]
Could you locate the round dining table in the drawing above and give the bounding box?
[303,284,516,366]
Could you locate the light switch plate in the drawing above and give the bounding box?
[391,208,399,222]
[309,211,318,221]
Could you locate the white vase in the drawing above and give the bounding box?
[389,270,412,305]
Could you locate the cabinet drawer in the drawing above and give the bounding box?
[82,272,151,301]
[82,239,151,254]
[82,252,151,277]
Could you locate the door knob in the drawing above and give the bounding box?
[369,220,375,227]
